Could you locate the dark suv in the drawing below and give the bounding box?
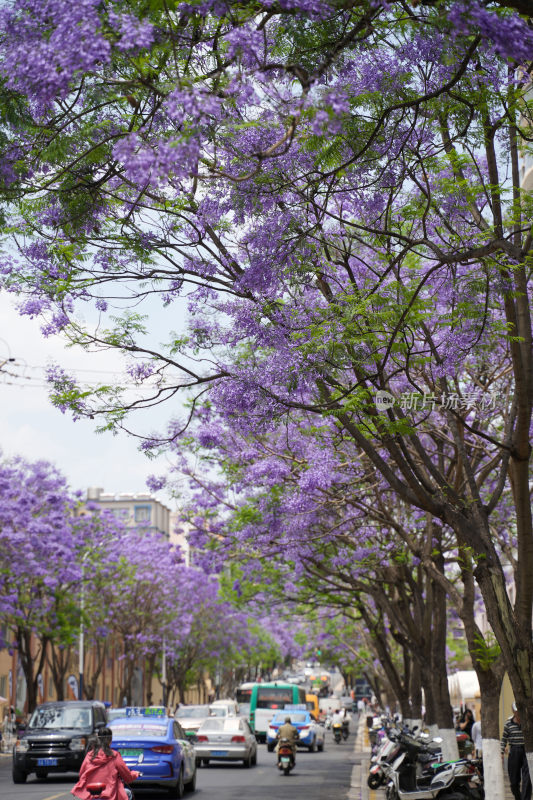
[12,700,107,783]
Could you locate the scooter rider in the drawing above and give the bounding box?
[332,707,350,736]
[276,717,299,764]
[72,728,140,800]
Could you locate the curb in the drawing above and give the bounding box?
[349,715,371,800]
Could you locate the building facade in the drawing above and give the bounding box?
[86,487,171,537]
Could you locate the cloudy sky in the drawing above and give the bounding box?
[0,291,182,507]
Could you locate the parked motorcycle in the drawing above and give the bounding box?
[368,733,402,789]
[382,730,483,800]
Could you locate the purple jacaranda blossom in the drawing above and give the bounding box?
[108,10,154,51]
[0,0,111,107]
[165,87,223,125]
[448,1,533,64]
[146,474,167,492]
[0,0,531,729]
[112,133,199,187]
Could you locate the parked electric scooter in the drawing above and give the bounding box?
[382,730,482,800]
[368,733,402,789]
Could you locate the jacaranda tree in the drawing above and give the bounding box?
[0,3,532,795]
[176,414,508,765]
[0,453,290,709]
[0,456,83,711]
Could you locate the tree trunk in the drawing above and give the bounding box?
[16,628,49,713]
[360,606,411,717]
[145,653,156,706]
[428,551,458,760]
[455,556,506,800]
[47,643,71,701]
[118,658,135,707]
[478,671,506,800]
[83,640,107,701]
[454,509,533,758]
[409,666,423,724]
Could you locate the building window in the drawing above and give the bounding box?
[112,508,130,520]
[0,675,6,698]
[134,505,151,523]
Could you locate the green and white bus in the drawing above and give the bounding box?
[249,682,307,742]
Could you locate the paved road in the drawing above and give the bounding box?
[0,727,361,800]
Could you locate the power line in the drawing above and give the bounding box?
[0,362,187,393]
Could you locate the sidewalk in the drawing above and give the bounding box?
[348,716,516,800]
[0,732,15,757]
[348,713,376,800]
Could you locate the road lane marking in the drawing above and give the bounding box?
[41,792,70,800]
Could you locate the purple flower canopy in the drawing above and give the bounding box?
[0,0,531,716]
[0,454,307,680]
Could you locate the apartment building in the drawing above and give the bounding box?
[86,487,171,537]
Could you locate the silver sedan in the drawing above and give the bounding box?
[174,704,210,737]
[194,716,258,767]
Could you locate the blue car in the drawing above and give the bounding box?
[266,709,325,753]
[109,707,197,797]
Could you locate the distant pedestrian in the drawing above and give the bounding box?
[357,699,365,714]
[458,708,475,740]
[471,720,483,759]
[501,703,532,800]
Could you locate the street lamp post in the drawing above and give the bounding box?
[78,551,90,700]
[215,664,221,700]
[161,638,167,709]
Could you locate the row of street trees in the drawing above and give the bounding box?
[0,455,301,711]
[0,2,532,799]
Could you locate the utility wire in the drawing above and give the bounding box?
[0,360,185,391]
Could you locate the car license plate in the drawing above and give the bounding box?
[211,750,227,757]
[37,758,58,767]
[119,749,143,758]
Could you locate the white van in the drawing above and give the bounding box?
[318,696,341,715]
[208,699,240,718]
